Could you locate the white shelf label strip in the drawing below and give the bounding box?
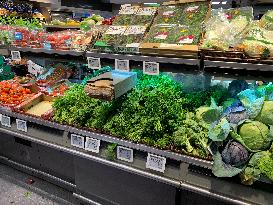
[16,119,27,132]
[146,153,166,173]
[117,146,134,162]
[85,137,100,153]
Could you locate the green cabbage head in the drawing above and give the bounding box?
[238,120,272,151]
[256,101,273,125]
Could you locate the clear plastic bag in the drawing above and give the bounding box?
[202,9,252,51]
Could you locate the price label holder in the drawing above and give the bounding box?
[85,137,100,153]
[115,59,130,72]
[117,146,133,162]
[1,115,11,127]
[146,153,166,173]
[71,134,85,149]
[11,51,21,61]
[87,57,101,70]
[16,119,27,132]
[143,61,159,75]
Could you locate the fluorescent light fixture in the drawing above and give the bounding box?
[212,2,221,4]
[222,1,227,4]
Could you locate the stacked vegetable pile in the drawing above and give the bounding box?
[144,1,209,45]
[0,80,34,107]
[197,80,273,185]
[202,8,273,59]
[202,7,253,51]
[53,70,229,159]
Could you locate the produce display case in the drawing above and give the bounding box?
[0,1,273,205]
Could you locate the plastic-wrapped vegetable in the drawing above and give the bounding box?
[112,5,140,26]
[260,10,273,31]
[240,26,273,57]
[202,13,250,50]
[94,26,127,48]
[153,5,180,25]
[119,26,147,47]
[143,24,176,43]
[130,7,157,26]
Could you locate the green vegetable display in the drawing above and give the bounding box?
[173,112,209,158]
[236,120,272,151]
[104,73,185,149]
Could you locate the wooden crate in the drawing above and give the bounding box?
[140,43,199,58]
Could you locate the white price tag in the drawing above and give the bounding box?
[117,146,133,162]
[115,59,130,72]
[11,51,21,61]
[87,57,101,70]
[71,134,85,149]
[146,153,166,173]
[16,119,27,132]
[143,62,159,75]
[85,137,100,153]
[1,115,11,127]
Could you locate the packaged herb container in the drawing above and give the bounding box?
[130,7,157,26]
[117,25,147,52]
[94,26,127,51]
[112,5,140,26]
[143,24,177,44]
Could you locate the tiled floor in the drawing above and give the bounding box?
[0,163,77,205]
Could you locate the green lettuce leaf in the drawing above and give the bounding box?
[209,118,230,142]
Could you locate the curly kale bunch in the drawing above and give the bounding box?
[52,84,112,129]
[173,112,209,158]
[104,74,186,148]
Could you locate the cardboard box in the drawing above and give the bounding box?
[17,93,55,118]
[85,70,137,101]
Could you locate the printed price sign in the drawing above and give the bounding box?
[117,146,133,162]
[1,115,11,127]
[143,62,159,75]
[71,134,85,149]
[146,153,166,173]
[11,51,21,61]
[85,137,100,153]
[115,59,130,72]
[87,57,101,69]
[16,119,27,132]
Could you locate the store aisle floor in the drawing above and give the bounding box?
[0,163,77,205]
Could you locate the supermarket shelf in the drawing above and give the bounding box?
[9,47,85,57]
[0,125,272,205]
[0,107,212,169]
[44,25,80,29]
[0,127,181,187]
[86,51,200,65]
[204,60,273,71]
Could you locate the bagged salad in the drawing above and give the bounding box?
[202,7,253,51]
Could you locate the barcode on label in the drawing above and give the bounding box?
[85,137,100,153]
[143,62,159,75]
[11,51,21,61]
[146,153,166,173]
[16,119,27,132]
[115,59,130,72]
[87,57,101,69]
[1,115,11,127]
[117,146,133,162]
[71,134,85,149]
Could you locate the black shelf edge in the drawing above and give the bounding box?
[86,51,200,65]
[204,60,273,71]
[9,47,84,57]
